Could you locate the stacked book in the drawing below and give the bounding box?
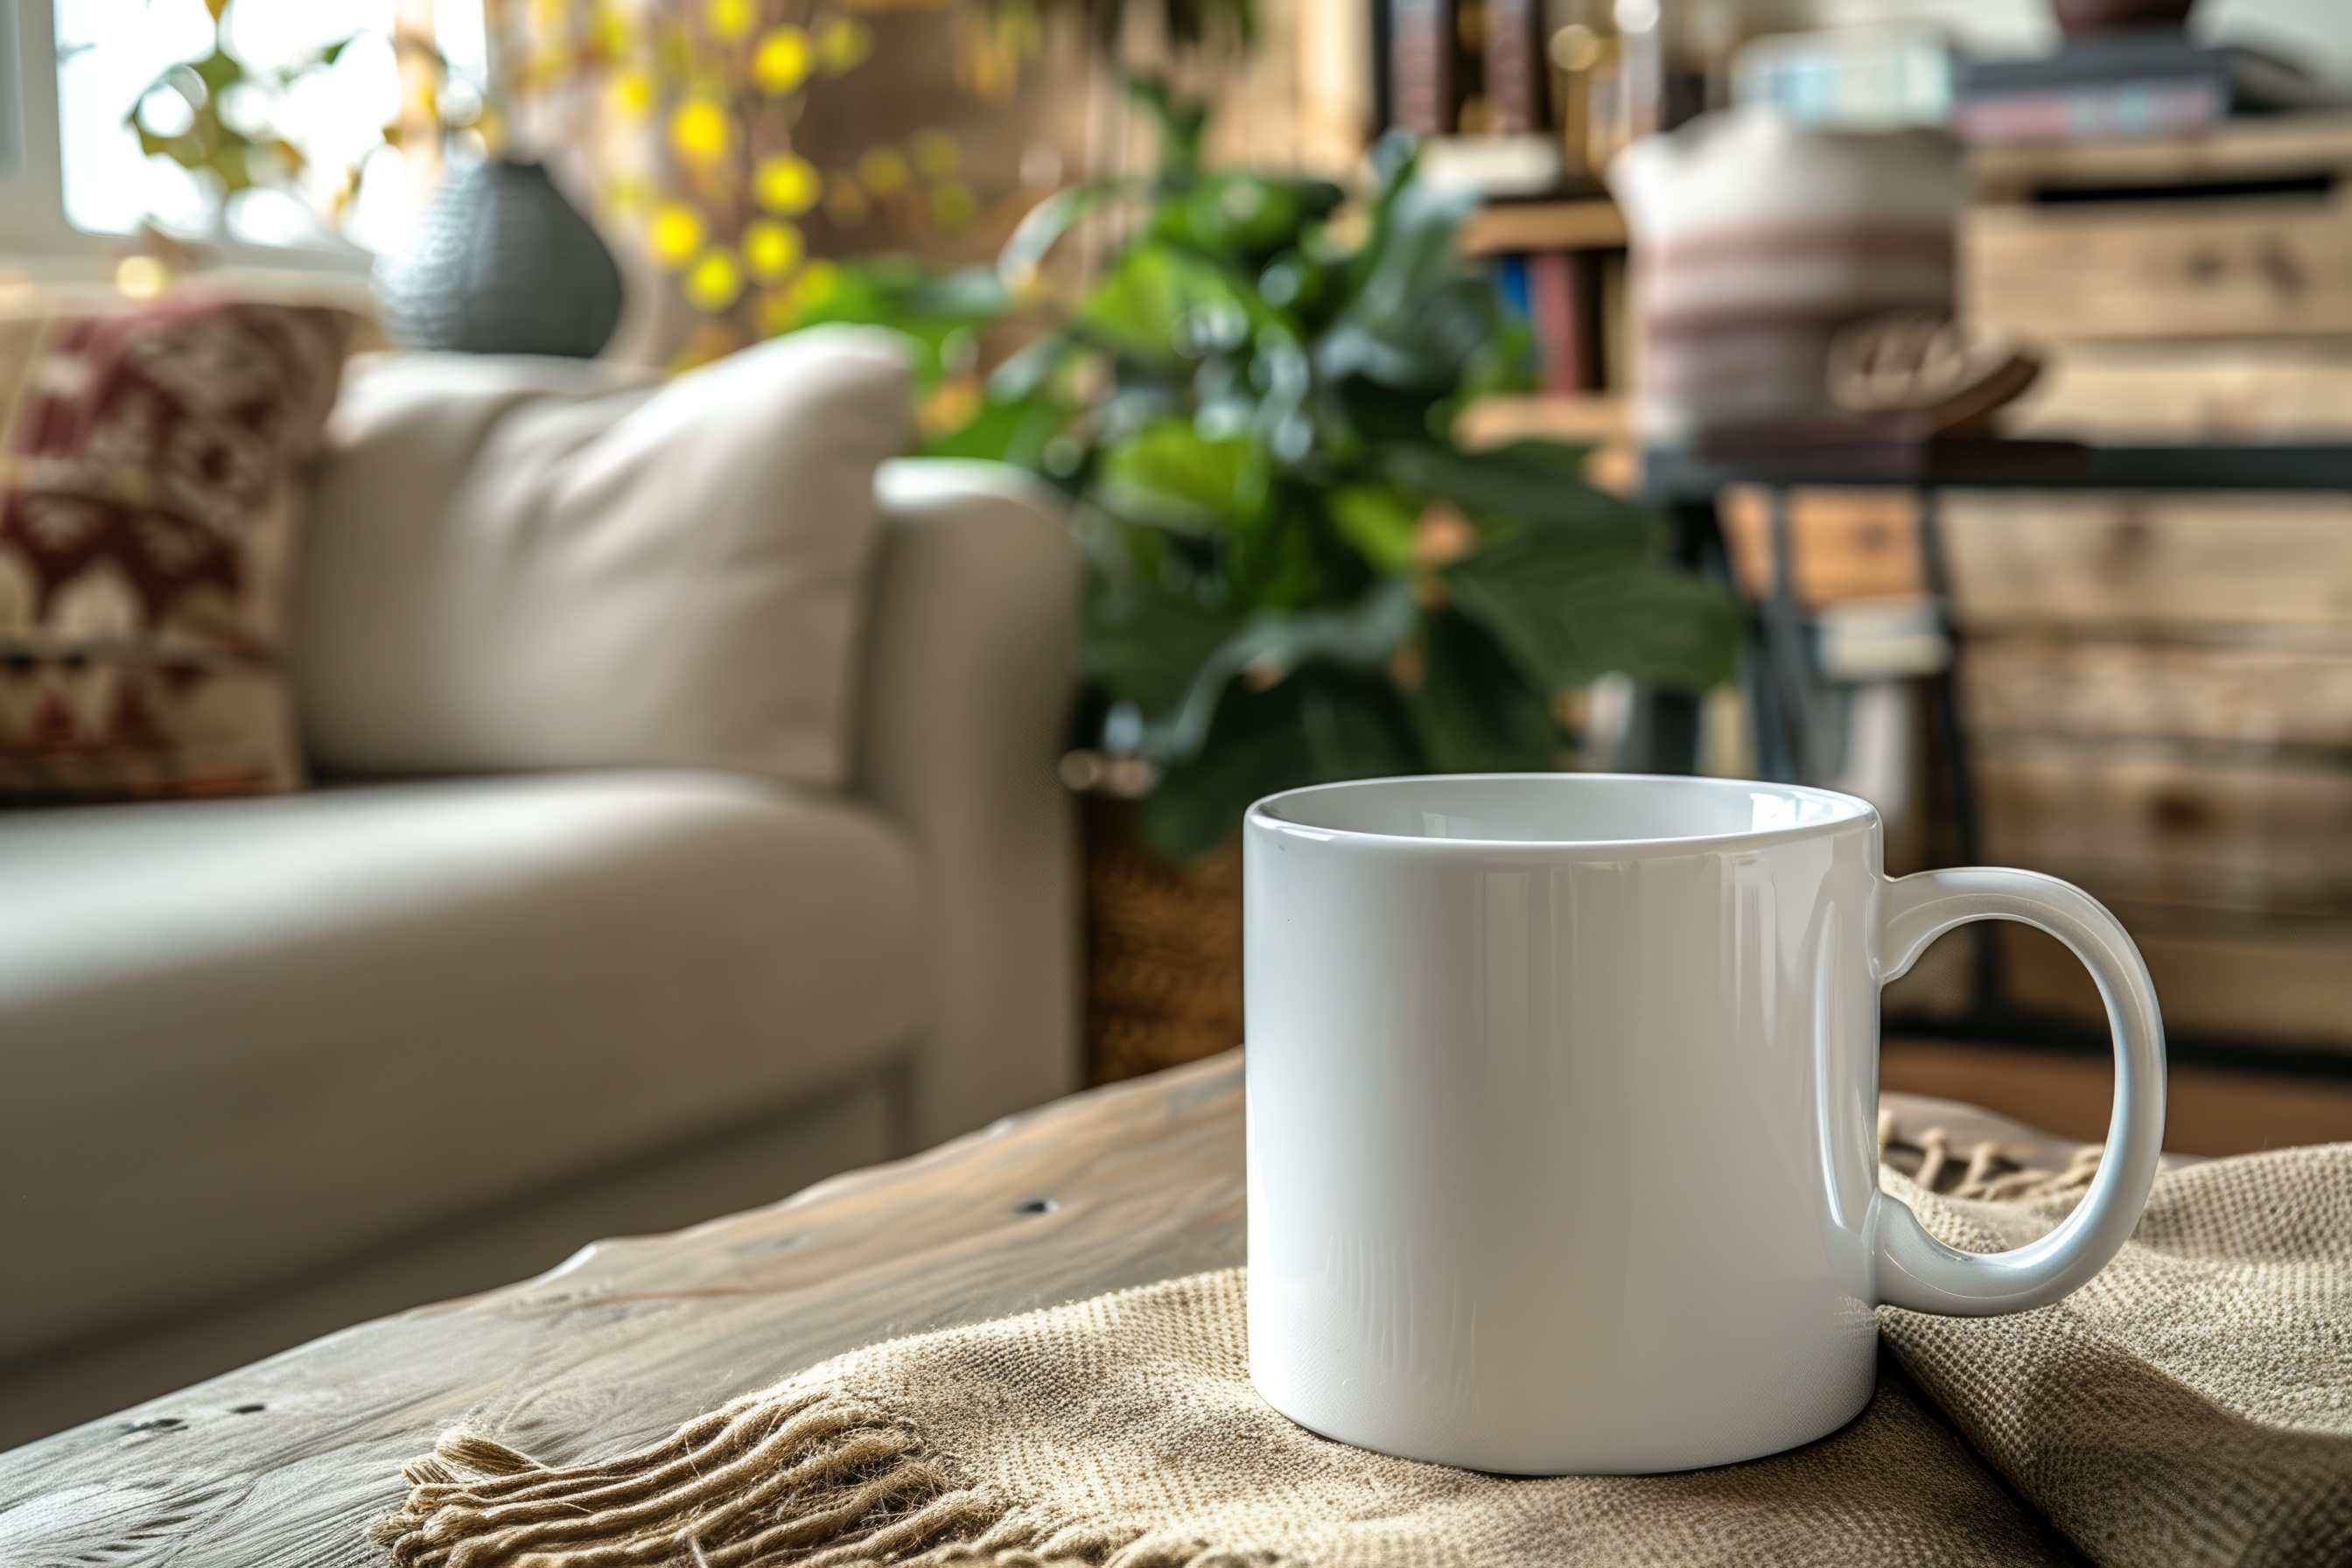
[1956,31,2334,146]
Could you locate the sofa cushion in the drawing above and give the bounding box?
[292,326,913,788]
[0,294,355,802]
[0,770,928,1363]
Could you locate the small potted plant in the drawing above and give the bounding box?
[793,87,1740,1079]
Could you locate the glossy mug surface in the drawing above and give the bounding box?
[1243,774,2166,1475]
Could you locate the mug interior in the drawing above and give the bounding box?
[1253,774,1870,846]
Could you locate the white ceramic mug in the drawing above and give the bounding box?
[1243,774,2165,1475]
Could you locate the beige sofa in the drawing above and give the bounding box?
[0,453,1082,1447]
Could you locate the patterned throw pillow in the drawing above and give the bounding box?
[0,294,354,802]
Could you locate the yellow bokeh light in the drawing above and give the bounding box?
[708,0,755,43]
[648,202,707,270]
[909,130,959,179]
[858,146,908,196]
[753,152,820,214]
[669,96,732,165]
[751,26,812,94]
[742,219,804,281]
[684,248,746,312]
[611,69,654,118]
[816,17,872,75]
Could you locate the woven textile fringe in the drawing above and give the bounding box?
[1874,1110,2104,1203]
[373,1127,2098,1568]
[373,1385,1226,1568]
[378,1133,2352,1568]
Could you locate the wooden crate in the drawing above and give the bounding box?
[1717,486,1923,606]
[1978,735,2352,917]
[1997,915,2352,1054]
[2003,341,2352,443]
[1941,491,2352,631]
[1965,111,2352,343]
[1964,635,2352,747]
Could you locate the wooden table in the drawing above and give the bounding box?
[0,1054,2090,1567]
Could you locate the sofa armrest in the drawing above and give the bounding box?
[855,459,1082,1148]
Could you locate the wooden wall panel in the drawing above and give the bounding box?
[1964,636,2352,748]
[1942,492,2352,631]
[1964,111,2352,346]
[1995,916,2352,1053]
[2003,343,2352,444]
[1978,737,2352,917]
[1965,198,2352,342]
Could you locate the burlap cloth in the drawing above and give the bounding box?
[379,1144,2352,1568]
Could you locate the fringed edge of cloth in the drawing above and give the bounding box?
[1877,1109,2104,1203]
[378,1129,2097,1568]
[370,1382,1248,1568]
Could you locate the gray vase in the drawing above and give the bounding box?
[377,158,624,358]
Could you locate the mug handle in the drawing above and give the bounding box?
[1871,867,2166,1315]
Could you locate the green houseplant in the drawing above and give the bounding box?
[799,87,1739,859]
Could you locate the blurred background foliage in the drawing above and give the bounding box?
[794,87,1740,857]
[489,0,1253,369]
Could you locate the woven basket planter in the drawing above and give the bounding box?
[1081,794,1243,1085]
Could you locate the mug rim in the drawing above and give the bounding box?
[1246,773,1879,854]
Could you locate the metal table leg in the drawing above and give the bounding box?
[1760,485,1813,783]
[1914,485,2006,1026]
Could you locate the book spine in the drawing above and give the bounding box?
[1390,0,1453,136]
[1954,78,2226,146]
[1483,0,1541,135]
[1528,249,1583,396]
[1495,254,1533,325]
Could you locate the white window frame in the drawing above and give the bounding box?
[1,0,370,276]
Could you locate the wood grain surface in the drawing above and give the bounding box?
[1459,199,1628,258]
[1941,492,2352,633]
[0,1054,2081,1568]
[1964,111,2352,344]
[0,1058,1248,1567]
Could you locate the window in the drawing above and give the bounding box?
[51,0,486,256]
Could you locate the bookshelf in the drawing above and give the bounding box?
[1459,197,1625,257]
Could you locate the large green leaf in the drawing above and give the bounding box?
[1140,663,1422,859]
[1082,585,1242,718]
[1096,419,1255,531]
[1077,245,1255,366]
[1404,608,1561,772]
[1154,172,1344,263]
[1378,443,1656,548]
[1316,181,1494,391]
[998,178,1139,290]
[1222,489,1366,611]
[1448,536,1741,696]
[1326,484,1419,575]
[1152,577,1418,762]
